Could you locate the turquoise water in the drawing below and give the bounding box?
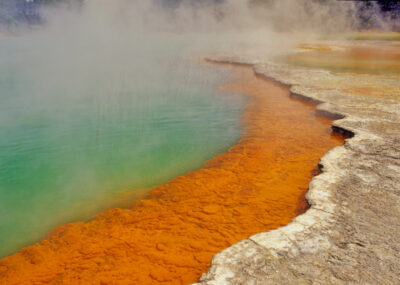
[0,33,245,257]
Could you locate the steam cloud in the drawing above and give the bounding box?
[0,0,395,258]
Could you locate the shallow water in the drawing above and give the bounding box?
[282,42,400,102]
[286,42,400,75]
[0,35,245,257]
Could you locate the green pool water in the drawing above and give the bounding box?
[0,33,245,258]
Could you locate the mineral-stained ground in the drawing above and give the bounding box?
[198,41,400,284]
[0,63,344,284]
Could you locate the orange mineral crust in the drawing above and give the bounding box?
[0,64,344,284]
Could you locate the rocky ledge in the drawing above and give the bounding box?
[196,55,400,284]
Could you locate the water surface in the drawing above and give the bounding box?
[0,34,245,257]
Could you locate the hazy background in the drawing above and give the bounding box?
[1,0,399,33]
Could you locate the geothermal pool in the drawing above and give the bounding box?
[0,35,246,258]
[0,61,345,284]
[4,32,395,284]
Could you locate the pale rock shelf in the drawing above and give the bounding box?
[195,54,400,284]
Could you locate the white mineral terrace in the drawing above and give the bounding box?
[197,45,400,284]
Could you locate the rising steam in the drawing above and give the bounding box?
[0,0,391,258]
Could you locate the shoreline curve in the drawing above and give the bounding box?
[196,55,400,284]
[0,60,346,285]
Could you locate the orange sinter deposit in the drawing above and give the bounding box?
[0,63,345,284]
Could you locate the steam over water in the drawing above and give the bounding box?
[0,0,369,258]
[0,29,246,257]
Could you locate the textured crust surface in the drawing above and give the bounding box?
[197,54,400,285]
